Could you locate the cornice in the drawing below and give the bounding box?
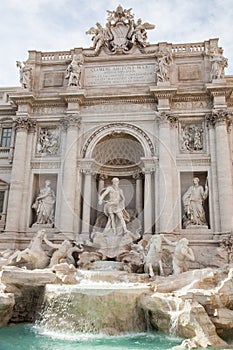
[206,84,233,98]
[32,97,66,108]
[59,90,86,104]
[150,86,177,100]
[9,93,35,107]
[0,107,16,116]
[82,95,155,106]
[172,92,209,103]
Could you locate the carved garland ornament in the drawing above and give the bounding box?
[82,123,155,157]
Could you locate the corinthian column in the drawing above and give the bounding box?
[81,166,93,237]
[156,111,177,232]
[5,116,36,233]
[208,110,233,231]
[59,115,81,235]
[142,159,155,234]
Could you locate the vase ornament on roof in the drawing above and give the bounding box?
[86,5,155,55]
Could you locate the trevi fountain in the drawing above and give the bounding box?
[0,5,232,350]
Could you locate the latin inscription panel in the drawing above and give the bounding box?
[84,64,155,86]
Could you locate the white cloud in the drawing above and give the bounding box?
[0,0,232,86]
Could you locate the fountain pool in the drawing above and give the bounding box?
[0,324,184,350]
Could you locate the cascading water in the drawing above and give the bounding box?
[35,273,151,336]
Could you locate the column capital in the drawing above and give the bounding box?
[60,114,81,130]
[155,111,178,127]
[13,116,36,132]
[78,158,95,175]
[98,173,108,181]
[206,109,232,132]
[132,172,143,180]
[141,157,156,174]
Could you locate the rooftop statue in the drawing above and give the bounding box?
[155,49,173,83]
[206,47,228,80]
[65,54,84,87]
[16,60,32,89]
[86,5,155,55]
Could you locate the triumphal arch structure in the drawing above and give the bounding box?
[0,5,232,268]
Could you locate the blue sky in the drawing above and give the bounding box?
[0,0,233,86]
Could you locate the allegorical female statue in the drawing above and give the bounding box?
[32,180,56,226]
[182,177,208,228]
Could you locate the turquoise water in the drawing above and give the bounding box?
[0,324,183,350]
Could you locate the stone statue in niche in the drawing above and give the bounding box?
[181,125,203,152]
[65,54,84,87]
[161,235,195,274]
[98,177,130,235]
[89,178,141,260]
[155,49,173,83]
[206,47,228,80]
[32,180,56,227]
[182,177,208,228]
[16,61,32,89]
[36,128,59,155]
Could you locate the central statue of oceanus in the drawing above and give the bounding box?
[98,177,130,235]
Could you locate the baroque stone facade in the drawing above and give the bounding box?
[0,6,232,267]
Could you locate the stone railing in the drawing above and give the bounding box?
[0,148,10,158]
[172,42,205,54]
[41,51,72,61]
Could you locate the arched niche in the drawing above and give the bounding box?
[80,123,155,235]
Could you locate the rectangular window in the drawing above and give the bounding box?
[0,191,5,212]
[0,128,12,147]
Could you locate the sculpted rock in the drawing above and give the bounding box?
[139,266,233,349]
[0,292,15,326]
[1,266,56,293]
[52,263,77,284]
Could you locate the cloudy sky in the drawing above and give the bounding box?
[0,0,232,87]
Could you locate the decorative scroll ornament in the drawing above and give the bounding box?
[86,5,155,55]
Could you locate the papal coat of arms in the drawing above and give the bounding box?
[86,5,155,55]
